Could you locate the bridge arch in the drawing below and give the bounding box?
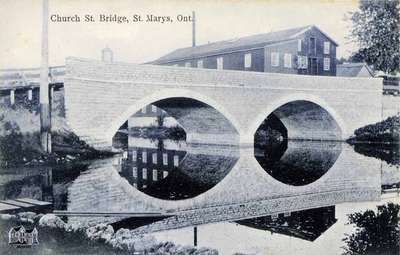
[248,93,348,141]
[105,88,242,145]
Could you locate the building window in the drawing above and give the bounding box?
[324,41,330,54]
[284,53,292,68]
[152,153,157,164]
[217,57,223,70]
[153,169,158,181]
[163,171,168,178]
[197,60,203,68]
[163,153,168,165]
[309,37,316,55]
[173,155,179,166]
[297,55,308,69]
[324,57,330,71]
[185,62,191,67]
[151,105,157,113]
[244,53,251,68]
[28,89,33,101]
[297,39,302,52]
[142,151,147,163]
[132,150,137,161]
[271,52,279,67]
[132,167,137,178]
[142,168,147,180]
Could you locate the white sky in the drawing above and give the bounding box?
[0,0,359,69]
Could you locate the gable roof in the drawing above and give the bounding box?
[336,63,374,77]
[151,25,339,64]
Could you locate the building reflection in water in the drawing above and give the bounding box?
[255,139,343,186]
[236,206,337,241]
[117,136,239,200]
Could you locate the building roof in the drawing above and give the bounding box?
[336,62,374,77]
[151,25,339,64]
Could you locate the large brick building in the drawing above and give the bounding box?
[151,25,338,76]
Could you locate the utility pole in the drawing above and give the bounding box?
[192,11,196,47]
[193,226,197,246]
[40,0,51,153]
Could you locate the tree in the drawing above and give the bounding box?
[348,49,368,63]
[342,203,400,255]
[348,0,400,74]
[336,57,348,65]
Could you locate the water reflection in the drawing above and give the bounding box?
[255,140,342,186]
[352,143,400,166]
[236,206,337,241]
[116,137,239,200]
[0,132,396,255]
[0,163,88,211]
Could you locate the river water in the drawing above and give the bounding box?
[0,134,399,254]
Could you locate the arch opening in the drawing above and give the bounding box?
[110,97,240,200]
[254,100,343,186]
[112,97,239,149]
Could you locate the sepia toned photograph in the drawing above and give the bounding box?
[0,0,399,254]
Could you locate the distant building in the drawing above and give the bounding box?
[8,226,39,246]
[151,25,338,76]
[336,63,399,95]
[336,62,374,77]
[101,46,114,62]
[127,105,179,129]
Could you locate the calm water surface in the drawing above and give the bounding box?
[0,134,399,255]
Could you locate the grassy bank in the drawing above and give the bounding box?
[0,97,114,168]
[128,125,186,140]
[347,115,400,144]
[0,130,115,168]
[0,213,219,254]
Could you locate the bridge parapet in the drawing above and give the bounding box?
[66,57,381,92]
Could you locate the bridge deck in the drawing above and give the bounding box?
[0,66,65,90]
[0,198,52,214]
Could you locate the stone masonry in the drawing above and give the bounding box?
[64,57,382,149]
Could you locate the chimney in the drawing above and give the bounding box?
[192,11,196,47]
[102,46,113,62]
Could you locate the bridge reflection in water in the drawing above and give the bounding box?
[255,140,342,186]
[0,133,396,253]
[236,205,337,242]
[63,135,381,236]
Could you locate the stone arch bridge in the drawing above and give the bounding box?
[64,57,382,149]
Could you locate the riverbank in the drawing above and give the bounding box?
[128,125,186,140]
[347,115,400,144]
[347,115,399,165]
[0,213,218,254]
[0,130,115,168]
[0,100,115,168]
